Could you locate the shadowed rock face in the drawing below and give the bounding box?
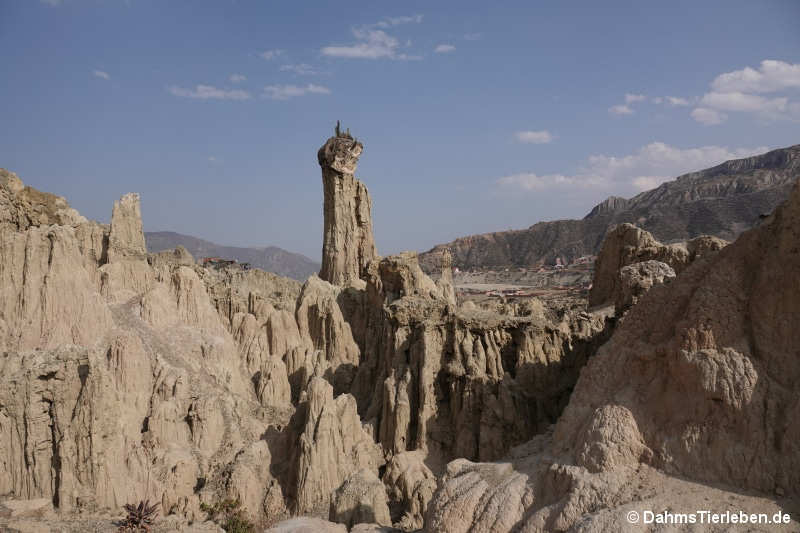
[318,125,377,286]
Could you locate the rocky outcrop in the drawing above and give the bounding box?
[287,378,382,516]
[318,123,376,286]
[108,193,147,261]
[382,451,436,530]
[329,469,391,528]
[588,223,726,308]
[614,260,675,314]
[425,179,800,532]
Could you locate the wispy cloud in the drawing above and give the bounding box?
[665,96,689,106]
[93,69,110,80]
[691,108,727,125]
[229,74,246,83]
[514,130,553,144]
[168,85,251,100]
[464,33,482,41]
[624,93,646,104]
[321,16,422,60]
[373,14,423,28]
[280,63,319,75]
[497,142,769,193]
[259,49,284,60]
[40,0,61,6]
[434,44,456,54]
[692,60,800,125]
[609,104,634,115]
[262,83,330,100]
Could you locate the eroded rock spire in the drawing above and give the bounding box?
[318,122,376,285]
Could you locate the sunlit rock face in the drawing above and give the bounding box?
[318,123,377,286]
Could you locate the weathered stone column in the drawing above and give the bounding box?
[318,122,377,285]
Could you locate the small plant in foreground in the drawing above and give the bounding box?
[200,498,255,533]
[118,499,160,532]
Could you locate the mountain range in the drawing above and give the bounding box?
[420,144,799,271]
[145,231,319,280]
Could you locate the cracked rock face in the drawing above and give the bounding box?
[318,127,377,286]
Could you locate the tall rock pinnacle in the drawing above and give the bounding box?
[108,192,147,262]
[318,122,377,285]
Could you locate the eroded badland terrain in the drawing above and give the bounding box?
[0,128,798,532]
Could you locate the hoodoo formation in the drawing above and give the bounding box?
[318,122,377,286]
[0,133,798,532]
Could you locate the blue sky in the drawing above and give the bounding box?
[1,0,799,259]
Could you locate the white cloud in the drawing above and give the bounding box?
[208,156,218,162]
[711,60,800,93]
[464,33,482,41]
[259,49,284,60]
[666,96,689,106]
[321,19,422,60]
[514,130,553,144]
[497,142,769,193]
[93,69,110,80]
[498,173,575,190]
[229,74,247,83]
[168,85,251,100]
[691,107,728,125]
[609,104,634,115]
[280,63,319,75]
[374,14,423,28]
[434,44,456,54]
[262,83,330,100]
[652,97,663,104]
[625,93,646,104]
[692,60,800,124]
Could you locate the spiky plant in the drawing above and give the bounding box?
[119,499,160,532]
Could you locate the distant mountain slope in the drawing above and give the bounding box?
[145,231,319,281]
[420,144,799,271]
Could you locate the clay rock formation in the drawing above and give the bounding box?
[287,378,382,516]
[329,469,392,528]
[318,123,377,286]
[108,192,147,261]
[589,222,725,307]
[426,179,800,532]
[614,259,676,314]
[1,168,88,230]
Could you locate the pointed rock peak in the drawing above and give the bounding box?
[108,192,147,261]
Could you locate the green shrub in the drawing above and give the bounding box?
[200,498,255,533]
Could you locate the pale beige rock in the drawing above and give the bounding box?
[318,124,376,286]
[288,378,383,516]
[107,192,146,261]
[295,275,361,393]
[382,450,436,530]
[266,517,347,533]
[0,499,53,519]
[329,469,391,528]
[589,223,728,309]
[0,225,113,351]
[614,260,676,314]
